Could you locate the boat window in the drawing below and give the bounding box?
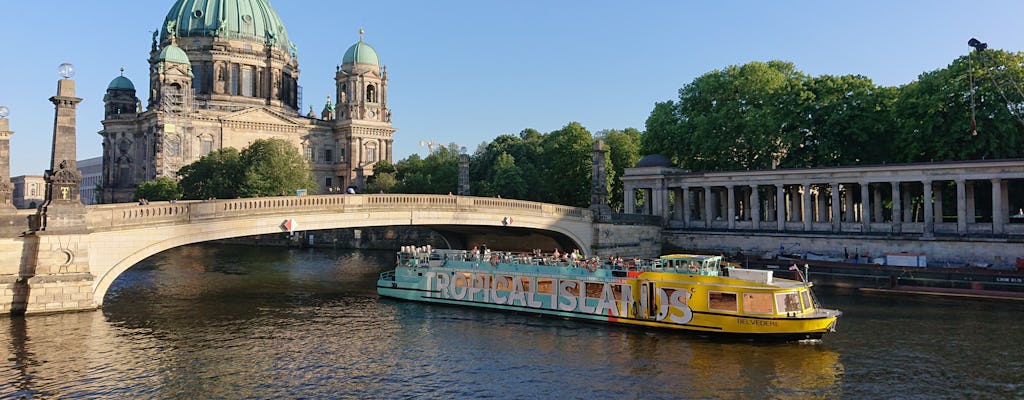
[775,292,801,313]
[536,278,553,294]
[742,293,773,314]
[563,282,580,296]
[495,276,513,291]
[585,282,604,298]
[455,273,472,287]
[801,291,813,311]
[708,291,738,312]
[519,277,532,291]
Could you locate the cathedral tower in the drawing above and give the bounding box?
[335,30,396,188]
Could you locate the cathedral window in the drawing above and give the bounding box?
[366,85,376,102]
[339,148,346,162]
[364,142,377,163]
[324,149,333,163]
[230,65,240,96]
[241,67,254,97]
[326,177,333,188]
[304,146,313,161]
[201,139,213,156]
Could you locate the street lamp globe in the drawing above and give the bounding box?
[58,63,76,79]
[0,106,8,119]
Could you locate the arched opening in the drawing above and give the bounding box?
[366,84,376,102]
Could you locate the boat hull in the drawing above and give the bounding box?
[377,262,839,340]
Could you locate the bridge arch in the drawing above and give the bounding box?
[87,195,595,305]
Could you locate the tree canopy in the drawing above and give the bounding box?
[177,138,315,199]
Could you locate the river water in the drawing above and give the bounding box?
[2,243,1022,399]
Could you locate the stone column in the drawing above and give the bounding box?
[40,77,87,232]
[624,184,636,214]
[0,114,14,211]
[860,182,871,233]
[681,186,691,228]
[588,140,612,220]
[934,183,944,224]
[672,188,684,223]
[956,179,967,233]
[751,186,761,230]
[727,185,736,229]
[965,182,976,223]
[872,186,883,223]
[923,180,933,236]
[831,182,841,232]
[902,184,914,223]
[703,186,713,228]
[892,182,902,232]
[776,184,786,230]
[992,178,1004,234]
[457,154,470,196]
[802,183,812,231]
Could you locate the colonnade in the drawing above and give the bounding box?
[622,159,1024,236]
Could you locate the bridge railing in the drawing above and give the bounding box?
[85,194,593,231]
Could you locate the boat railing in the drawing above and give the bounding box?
[379,270,395,281]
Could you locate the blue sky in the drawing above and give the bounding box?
[1,1,1023,177]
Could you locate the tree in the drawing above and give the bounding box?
[134,176,182,201]
[481,152,527,199]
[540,122,593,207]
[237,138,317,197]
[600,128,642,211]
[645,61,808,171]
[178,147,243,200]
[893,49,1024,162]
[366,172,398,193]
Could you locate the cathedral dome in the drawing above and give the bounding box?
[157,42,192,64]
[161,0,292,52]
[343,39,380,66]
[107,75,135,91]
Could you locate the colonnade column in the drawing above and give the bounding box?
[703,186,713,228]
[956,179,967,233]
[923,180,933,236]
[860,182,871,232]
[624,185,636,214]
[891,181,902,232]
[681,187,691,228]
[802,183,812,230]
[751,186,761,230]
[776,184,786,230]
[872,186,883,223]
[966,182,976,223]
[727,186,736,229]
[830,182,841,232]
[992,178,1004,234]
[934,184,944,225]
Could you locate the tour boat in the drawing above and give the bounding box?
[377,246,842,341]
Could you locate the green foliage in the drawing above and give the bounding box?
[481,152,527,199]
[600,128,642,211]
[237,138,317,197]
[366,172,398,193]
[393,144,461,194]
[177,139,315,200]
[178,147,243,200]
[540,122,594,207]
[134,176,182,201]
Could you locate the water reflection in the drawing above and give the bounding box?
[5,244,1024,398]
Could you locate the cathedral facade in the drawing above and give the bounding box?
[99,0,395,203]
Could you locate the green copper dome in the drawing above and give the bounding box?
[161,0,293,52]
[108,75,136,91]
[343,40,380,66]
[158,43,192,64]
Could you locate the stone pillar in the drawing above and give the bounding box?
[0,114,14,211]
[457,154,470,196]
[672,188,684,223]
[727,185,736,229]
[891,181,902,232]
[860,182,871,232]
[588,140,612,221]
[965,182,976,223]
[703,186,713,228]
[801,183,812,231]
[934,183,944,224]
[742,186,752,223]
[681,186,691,228]
[923,180,933,236]
[39,77,87,232]
[872,186,883,223]
[992,178,1004,234]
[751,186,761,230]
[776,184,786,230]
[902,184,913,223]
[830,182,841,232]
[956,179,967,234]
[624,184,636,214]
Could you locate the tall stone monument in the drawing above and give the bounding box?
[0,106,14,211]
[589,139,613,221]
[458,153,470,196]
[39,64,88,233]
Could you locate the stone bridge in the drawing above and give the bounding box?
[0,194,662,315]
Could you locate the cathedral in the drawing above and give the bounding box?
[99,0,395,203]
